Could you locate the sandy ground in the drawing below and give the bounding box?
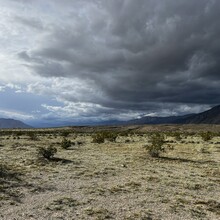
[0,127,220,220]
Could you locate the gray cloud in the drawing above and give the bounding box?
[14,16,44,30]
[15,0,220,117]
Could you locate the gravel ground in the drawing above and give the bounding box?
[0,128,220,219]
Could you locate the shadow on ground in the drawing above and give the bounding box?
[0,164,26,203]
[159,156,216,165]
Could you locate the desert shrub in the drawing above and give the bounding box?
[76,141,83,145]
[173,132,182,141]
[37,146,57,159]
[125,139,130,143]
[119,131,130,137]
[200,146,210,154]
[61,138,71,149]
[16,131,25,136]
[145,133,166,157]
[92,131,118,143]
[200,131,214,141]
[104,132,118,142]
[0,163,8,178]
[61,130,70,137]
[0,163,19,179]
[27,132,38,141]
[92,133,105,144]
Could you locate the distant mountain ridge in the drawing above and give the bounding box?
[1,105,219,128]
[126,105,220,125]
[0,118,32,129]
[183,105,220,124]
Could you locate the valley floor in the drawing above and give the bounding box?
[0,127,220,219]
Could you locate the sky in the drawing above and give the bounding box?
[0,0,220,127]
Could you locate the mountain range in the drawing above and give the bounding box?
[126,105,220,125]
[0,118,32,129]
[0,105,219,128]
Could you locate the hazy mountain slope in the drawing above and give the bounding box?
[0,118,32,128]
[184,105,220,124]
[127,114,195,125]
[126,105,220,125]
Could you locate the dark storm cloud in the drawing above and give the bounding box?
[18,0,220,113]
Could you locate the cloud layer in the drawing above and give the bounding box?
[1,0,220,125]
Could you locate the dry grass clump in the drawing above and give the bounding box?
[46,197,80,211]
[0,162,25,205]
[85,207,112,219]
[0,163,11,178]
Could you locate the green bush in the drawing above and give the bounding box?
[61,131,70,137]
[27,132,38,141]
[92,133,105,144]
[37,146,57,160]
[145,133,166,157]
[200,131,214,141]
[14,131,25,137]
[173,132,182,141]
[92,131,118,143]
[61,138,71,149]
[104,132,118,142]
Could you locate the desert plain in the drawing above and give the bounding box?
[0,125,220,220]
